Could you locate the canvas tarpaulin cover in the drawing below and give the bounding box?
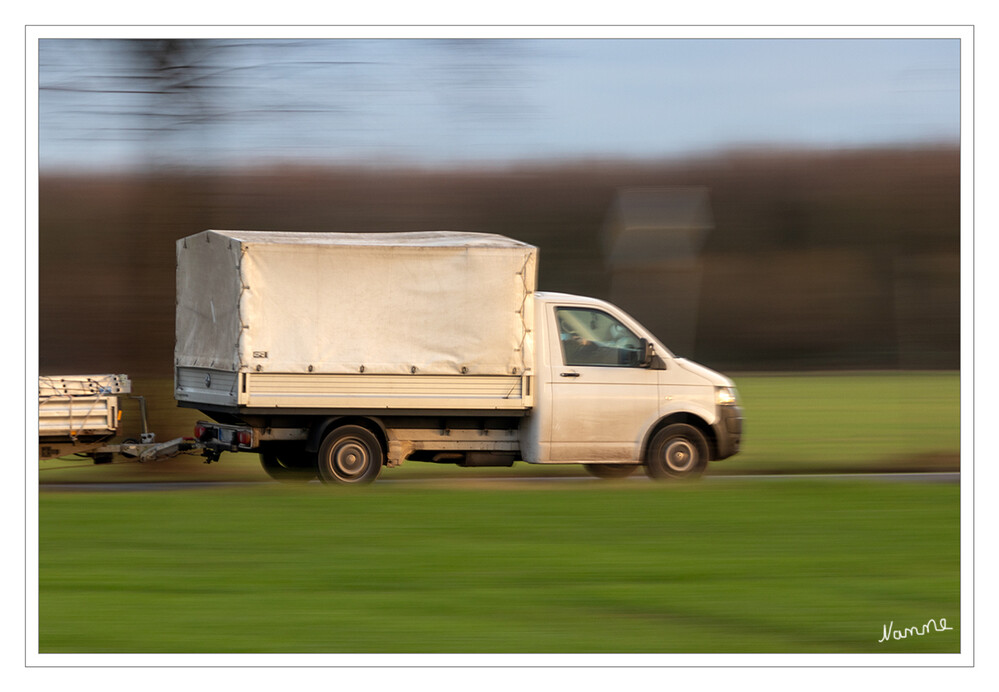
[175,230,538,377]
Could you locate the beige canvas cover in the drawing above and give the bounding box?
[176,230,538,377]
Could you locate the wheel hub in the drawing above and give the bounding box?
[334,440,368,475]
[664,439,696,472]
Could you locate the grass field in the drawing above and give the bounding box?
[36,371,962,655]
[725,371,960,472]
[38,479,960,654]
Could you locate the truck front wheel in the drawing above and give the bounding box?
[644,424,709,480]
[317,425,383,485]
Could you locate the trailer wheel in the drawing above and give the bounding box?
[259,447,318,483]
[644,424,708,480]
[317,425,383,485]
[584,463,639,479]
[120,438,140,459]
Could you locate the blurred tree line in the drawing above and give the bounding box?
[38,145,959,376]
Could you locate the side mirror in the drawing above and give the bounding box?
[640,338,653,367]
[639,339,667,369]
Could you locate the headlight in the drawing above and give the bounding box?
[716,386,739,406]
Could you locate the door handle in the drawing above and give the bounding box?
[560,371,580,378]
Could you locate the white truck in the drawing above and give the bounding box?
[178,230,743,484]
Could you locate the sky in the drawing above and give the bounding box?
[36,36,962,170]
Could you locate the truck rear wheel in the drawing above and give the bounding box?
[584,463,639,479]
[644,423,708,480]
[317,425,383,485]
[259,447,318,483]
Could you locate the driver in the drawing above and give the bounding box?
[561,322,628,366]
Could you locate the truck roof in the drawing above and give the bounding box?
[200,229,535,249]
[535,291,603,305]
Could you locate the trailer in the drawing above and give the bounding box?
[38,374,202,463]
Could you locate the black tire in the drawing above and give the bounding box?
[584,463,639,479]
[644,423,709,480]
[317,425,383,485]
[260,446,318,483]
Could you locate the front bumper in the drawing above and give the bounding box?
[712,404,744,460]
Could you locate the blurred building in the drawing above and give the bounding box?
[602,187,713,357]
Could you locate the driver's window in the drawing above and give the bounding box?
[556,307,643,367]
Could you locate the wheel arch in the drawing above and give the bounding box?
[641,412,718,462]
[306,415,389,456]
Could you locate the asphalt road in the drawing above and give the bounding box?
[37,471,961,492]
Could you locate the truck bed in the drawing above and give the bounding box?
[175,367,532,412]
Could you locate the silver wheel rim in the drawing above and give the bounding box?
[331,438,370,479]
[664,439,697,473]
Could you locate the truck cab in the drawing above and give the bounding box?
[523,292,742,477]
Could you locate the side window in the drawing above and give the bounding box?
[556,307,644,368]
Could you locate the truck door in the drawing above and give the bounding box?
[546,305,660,462]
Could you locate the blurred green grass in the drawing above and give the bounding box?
[38,372,960,482]
[724,371,960,473]
[38,480,959,653]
